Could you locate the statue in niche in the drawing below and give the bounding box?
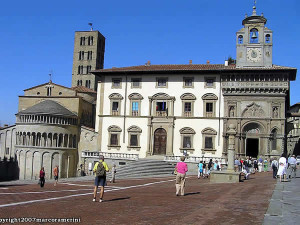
[273,107,279,118]
[229,106,235,117]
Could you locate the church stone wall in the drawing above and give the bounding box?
[25,85,76,97]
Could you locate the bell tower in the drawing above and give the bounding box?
[236,3,273,68]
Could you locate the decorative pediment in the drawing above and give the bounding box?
[179,127,196,134]
[108,125,122,132]
[127,125,142,133]
[180,93,196,100]
[201,127,217,135]
[128,93,143,100]
[242,102,265,118]
[202,93,218,100]
[109,93,123,100]
[149,93,175,100]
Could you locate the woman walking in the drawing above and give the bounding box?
[39,167,45,188]
[175,156,188,196]
[277,154,287,182]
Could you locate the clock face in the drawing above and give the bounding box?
[247,48,262,62]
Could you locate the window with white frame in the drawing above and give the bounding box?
[180,127,196,151]
[128,93,143,116]
[183,77,194,88]
[150,93,174,117]
[202,93,218,117]
[108,125,122,149]
[181,93,196,117]
[131,78,141,88]
[109,93,123,116]
[205,77,216,88]
[112,78,122,88]
[127,125,142,149]
[156,78,167,88]
[202,127,217,151]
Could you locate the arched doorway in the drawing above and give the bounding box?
[153,128,167,155]
[243,122,264,158]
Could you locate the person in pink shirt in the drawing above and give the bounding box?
[175,156,188,196]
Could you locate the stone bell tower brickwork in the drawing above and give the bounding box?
[71,30,105,91]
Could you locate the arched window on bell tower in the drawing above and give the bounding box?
[238,35,243,44]
[265,34,271,43]
[250,28,259,43]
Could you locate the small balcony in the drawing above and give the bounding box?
[156,111,167,117]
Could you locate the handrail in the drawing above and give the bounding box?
[82,151,139,161]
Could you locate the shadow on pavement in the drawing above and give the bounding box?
[105,197,131,202]
[0,184,28,187]
[184,192,200,196]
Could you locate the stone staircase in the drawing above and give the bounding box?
[107,159,176,179]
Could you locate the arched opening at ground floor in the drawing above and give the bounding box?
[246,138,259,158]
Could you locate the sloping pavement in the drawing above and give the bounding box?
[264,169,300,225]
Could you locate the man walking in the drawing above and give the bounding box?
[288,155,297,179]
[93,155,109,202]
[271,158,278,179]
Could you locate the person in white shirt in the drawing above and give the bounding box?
[277,154,287,182]
[288,155,297,179]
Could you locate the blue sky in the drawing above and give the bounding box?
[0,0,299,125]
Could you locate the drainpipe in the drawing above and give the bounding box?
[123,73,128,143]
[218,71,222,146]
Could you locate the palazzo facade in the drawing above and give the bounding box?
[0,5,297,180]
[93,5,296,160]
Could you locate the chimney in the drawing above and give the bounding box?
[206,60,210,64]
[4,124,8,128]
[189,60,192,65]
[224,60,229,67]
[145,60,151,66]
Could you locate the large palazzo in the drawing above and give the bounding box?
[0,5,297,180]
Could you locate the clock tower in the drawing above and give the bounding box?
[236,4,273,68]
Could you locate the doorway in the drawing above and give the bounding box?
[246,138,259,158]
[153,128,167,155]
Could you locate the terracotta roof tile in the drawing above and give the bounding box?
[71,86,96,94]
[93,64,296,73]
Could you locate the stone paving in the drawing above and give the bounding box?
[0,172,276,225]
[263,169,300,225]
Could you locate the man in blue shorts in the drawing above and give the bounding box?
[93,155,109,202]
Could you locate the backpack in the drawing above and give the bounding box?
[96,162,106,176]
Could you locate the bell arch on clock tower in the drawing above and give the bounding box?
[236,4,273,68]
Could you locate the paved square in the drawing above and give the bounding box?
[0,172,275,225]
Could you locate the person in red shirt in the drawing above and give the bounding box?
[39,167,45,188]
[53,166,59,186]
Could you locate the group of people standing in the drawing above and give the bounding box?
[271,154,297,182]
[39,165,59,188]
[197,159,221,179]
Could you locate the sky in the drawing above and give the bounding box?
[0,0,299,125]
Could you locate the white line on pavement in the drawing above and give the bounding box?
[0,178,175,208]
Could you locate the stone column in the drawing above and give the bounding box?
[227,124,237,172]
